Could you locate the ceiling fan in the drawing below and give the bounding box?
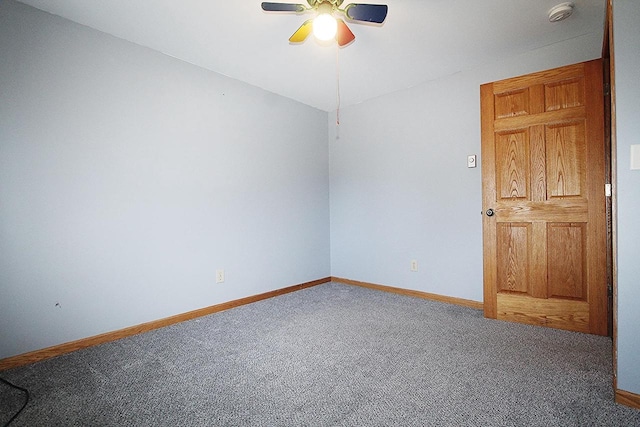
[261,0,388,47]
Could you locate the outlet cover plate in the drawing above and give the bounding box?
[216,269,225,283]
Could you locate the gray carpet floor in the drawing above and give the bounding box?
[1,282,639,426]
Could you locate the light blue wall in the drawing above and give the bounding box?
[613,0,640,396]
[0,1,330,359]
[329,33,602,301]
[3,1,636,397]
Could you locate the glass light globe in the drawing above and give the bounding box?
[313,13,337,41]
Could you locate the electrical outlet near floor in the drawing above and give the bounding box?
[410,260,418,272]
[216,269,225,283]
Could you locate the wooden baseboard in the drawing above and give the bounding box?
[331,277,484,310]
[616,388,640,410]
[0,277,331,372]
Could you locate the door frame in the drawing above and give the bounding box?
[603,0,619,394]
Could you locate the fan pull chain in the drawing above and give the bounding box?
[336,45,341,127]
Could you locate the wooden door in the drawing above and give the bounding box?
[481,60,608,336]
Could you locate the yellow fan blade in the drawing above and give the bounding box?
[289,19,313,43]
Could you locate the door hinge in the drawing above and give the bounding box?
[604,82,611,96]
[605,183,612,197]
[608,283,613,297]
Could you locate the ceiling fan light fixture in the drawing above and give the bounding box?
[262,1,388,46]
[313,13,337,41]
[548,2,574,22]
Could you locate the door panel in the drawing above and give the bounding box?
[481,60,607,336]
[546,122,586,198]
[545,78,584,111]
[496,131,529,199]
[547,222,586,299]
[496,223,530,294]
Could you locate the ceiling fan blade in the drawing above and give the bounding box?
[289,20,313,43]
[344,4,388,23]
[261,2,307,12]
[336,19,355,46]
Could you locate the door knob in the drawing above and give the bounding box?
[486,208,495,217]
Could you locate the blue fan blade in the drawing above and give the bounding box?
[345,4,388,23]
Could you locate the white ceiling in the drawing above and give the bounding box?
[16,0,606,111]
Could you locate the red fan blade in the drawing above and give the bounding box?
[336,19,355,46]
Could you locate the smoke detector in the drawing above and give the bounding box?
[548,2,574,22]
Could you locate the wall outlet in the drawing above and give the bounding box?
[410,260,418,272]
[216,269,225,283]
